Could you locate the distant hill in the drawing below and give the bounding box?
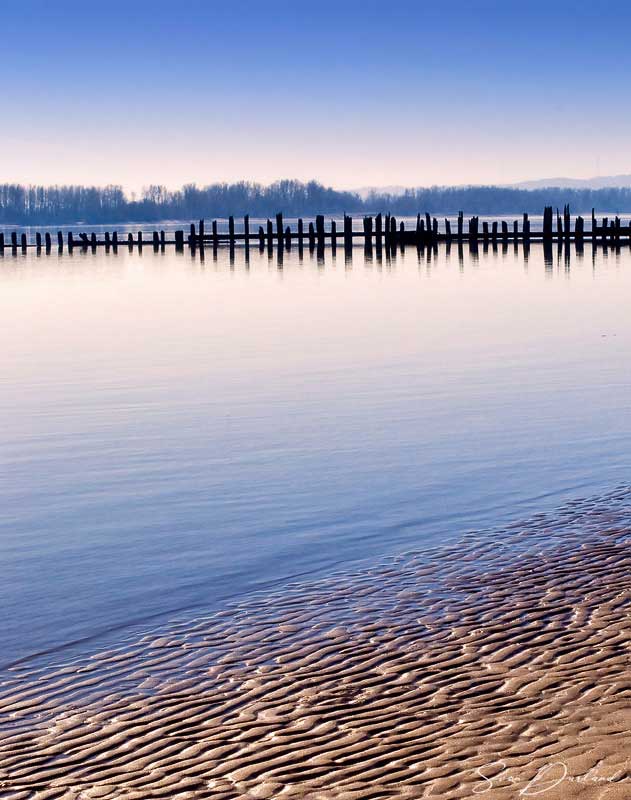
[513,175,631,190]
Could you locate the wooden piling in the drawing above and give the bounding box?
[160,230,165,248]
[276,212,283,245]
[21,233,27,251]
[563,205,571,240]
[363,215,373,246]
[105,231,111,248]
[68,232,74,250]
[175,230,184,250]
[127,233,133,249]
[523,213,530,241]
[543,206,553,241]
[501,220,508,241]
[284,226,291,248]
[491,221,498,242]
[482,221,489,243]
[212,220,218,248]
[137,232,143,248]
[11,231,17,250]
[244,215,250,246]
[266,219,273,249]
[344,215,353,250]
[308,222,316,249]
[258,226,265,249]
[316,214,325,248]
[0,233,4,252]
[189,223,196,246]
[36,232,42,249]
[575,215,584,242]
[297,218,304,245]
[445,219,452,242]
[375,213,383,246]
[457,211,464,242]
[113,231,119,248]
[57,231,63,250]
[199,219,205,245]
[390,216,397,246]
[331,220,337,252]
[153,231,160,249]
[229,216,235,247]
[45,232,51,251]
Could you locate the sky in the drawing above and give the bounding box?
[4,0,631,192]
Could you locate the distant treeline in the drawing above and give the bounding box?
[3,180,631,225]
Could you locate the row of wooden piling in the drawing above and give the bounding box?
[2,208,630,253]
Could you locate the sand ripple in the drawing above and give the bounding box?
[1,488,630,799]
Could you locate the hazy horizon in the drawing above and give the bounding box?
[6,0,631,192]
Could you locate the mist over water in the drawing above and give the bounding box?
[1,241,630,667]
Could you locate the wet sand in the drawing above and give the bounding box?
[0,489,630,799]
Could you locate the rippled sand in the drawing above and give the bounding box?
[1,489,630,799]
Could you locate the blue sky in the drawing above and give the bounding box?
[4,0,631,190]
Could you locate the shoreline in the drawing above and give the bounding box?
[1,488,630,798]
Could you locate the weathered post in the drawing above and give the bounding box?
[482,221,489,243]
[591,208,596,239]
[384,213,391,248]
[298,218,304,246]
[266,219,274,250]
[276,212,283,245]
[11,231,17,250]
[543,206,553,242]
[363,215,373,247]
[390,216,397,248]
[284,226,292,249]
[175,230,184,251]
[57,231,63,250]
[199,219,205,247]
[564,205,571,241]
[137,231,143,249]
[0,233,4,252]
[575,215,584,242]
[152,231,160,249]
[375,213,383,247]
[258,225,265,250]
[45,232,51,251]
[244,214,250,246]
[425,213,431,239]
[445,219,452,242]
[21,233,27,251]
[457,211,464,242]
[160,230,165,248]
[308,221,316,249]
[36,232,42,249]
[68,232,75,250]
[127,232,133,249]
[113,231,119,248]
[228,216,235,248]
[105,231,111,248]
[316,214,325,248]
[212,220,218,249]
[331,220,337,253]
[344,214,353,251]
[189,223,196,247]
[513,220,518,240]
[523,213,530,242]
[491,221,498,242]
[501,220,508,241]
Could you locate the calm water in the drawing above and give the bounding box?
[2,242,630,667]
